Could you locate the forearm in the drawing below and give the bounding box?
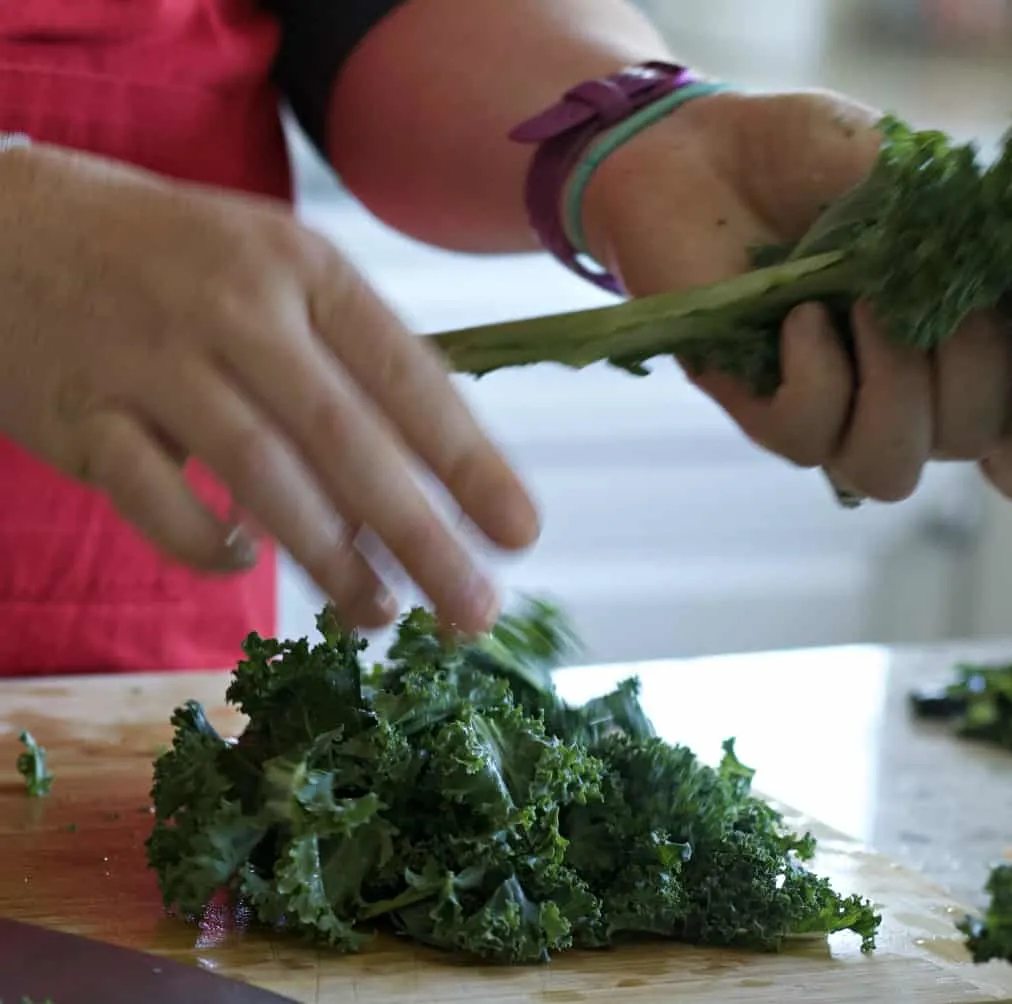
[327,0,674,253]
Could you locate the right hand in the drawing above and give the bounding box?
[0,143,539,634]
[583,90,1012,504]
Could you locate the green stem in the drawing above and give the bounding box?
[359,883,438,921]
[426,251,857,377]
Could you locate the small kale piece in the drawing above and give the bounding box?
[146,598,880,962]
[16,731,52,798]
[909,661,1012,749]
[959,864,1012,963]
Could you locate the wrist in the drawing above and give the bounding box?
[510,60,735,294]
[578,89,737,277]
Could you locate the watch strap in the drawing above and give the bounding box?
[510,62,723,293]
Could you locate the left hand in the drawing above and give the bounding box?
[580,88,1012,503]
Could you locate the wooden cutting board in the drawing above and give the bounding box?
[2,670,1012,1004]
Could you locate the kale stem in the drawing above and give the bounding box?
[426,251,857,376]
[358,884,437,921]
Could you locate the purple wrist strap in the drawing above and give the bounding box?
[510,62,702,294]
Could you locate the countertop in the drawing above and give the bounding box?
[2,639,1012,1002]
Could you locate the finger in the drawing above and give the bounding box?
[149,426,189,466]
[76,409,256,573]
[142,362,399,630]
[826,302,932,502]
[230,337,498,634]
[934,310,1011,460]
[686,301,853,468]
[305,263,540,552]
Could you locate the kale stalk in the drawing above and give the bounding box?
[145,600,880,963]
[427,116,1012,395]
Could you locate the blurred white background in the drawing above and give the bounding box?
[279,0,1012,665]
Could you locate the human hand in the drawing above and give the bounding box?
[580,89,1012,502]
[0,144,539,633]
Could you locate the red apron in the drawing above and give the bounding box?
[0,0,289,676]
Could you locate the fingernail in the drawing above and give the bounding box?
[223,525,259,570]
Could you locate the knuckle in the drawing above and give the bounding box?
[754,427,827,470]
[301,534,364,601]
[440,441,490,498]
[369,333,416,391]
[253,214,337,294]
[54,370,99,425]
[203,256,273,325]
[262,212,325,265]
[77,412,152,506]
[383,506,451,572]
[778,439,827,470]
[200,221,329,341]
[77,414,132,487]
[306,393,355,458]
[309,259,377,344]
[221,427,275,493]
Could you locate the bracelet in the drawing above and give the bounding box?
[510,63,729,294]
[563,80,730,269]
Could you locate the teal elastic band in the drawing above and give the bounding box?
[563,80,733,261]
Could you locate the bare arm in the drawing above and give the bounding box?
[326,0,675,253]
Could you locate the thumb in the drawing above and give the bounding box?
[723,90,884,242]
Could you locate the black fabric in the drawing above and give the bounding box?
[264,0,408,156]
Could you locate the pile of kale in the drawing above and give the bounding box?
[146,601,879,963]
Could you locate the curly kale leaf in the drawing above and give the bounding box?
[146,599,880,962]
[563,736,878,952]
[145,702,266,916]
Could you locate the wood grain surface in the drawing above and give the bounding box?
[1,670,1011,1003]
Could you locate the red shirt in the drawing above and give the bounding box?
[0,0,344,676]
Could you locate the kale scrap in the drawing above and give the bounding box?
[959,865,1012,964]
[910,661,1012,962]
[909,661,1012,749]
[429,116,1012,395]
[16,731,52,798]
[146,601,880,963]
